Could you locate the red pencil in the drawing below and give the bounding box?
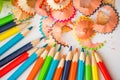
[0,48,38,77]
[94,51,112,80]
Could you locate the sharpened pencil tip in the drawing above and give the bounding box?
[81,48,84,52]
[75,48,78,54]
[58,45,61,52]
[53,43,56,47]
[28,26,33,30]
[62,55,66,59]
[69,46,72,51]
[92,51,94,56]
[46,46,51,51]
[94,50,97,53]
[40,37,45,40]
[86,51,89,55]
[42,44,48,48]
[25,22,31,25]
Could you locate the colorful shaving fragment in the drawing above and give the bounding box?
[93,4,119,33]
[47,0,71,10]
[17,0,36,15]
[73,0,102,16]
[50,4,76,22]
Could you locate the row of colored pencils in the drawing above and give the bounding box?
[1,43,112,80]
[0,14,31,41]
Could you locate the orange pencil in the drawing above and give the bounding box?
[27,46,51,80]
[53,55,66,80]
[69,48,79,80]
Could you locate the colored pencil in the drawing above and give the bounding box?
[61,46,73,80]
[0,22,30,41]
[0,14,14,27]
[85,51,92,80]
[77,48,85,80]
[37,44,56,80]
[8,45,47,80]
[53,55,66,80]
[69,48,79,80]
[0,21,19,33]
[92,52,99,80]
[94,51,112,80]
[46,46,61,80]
[27,46,51,80]
[0,48,38,77]
[0,26,33,56]
[0,38,43,67]
[0,0,2,12]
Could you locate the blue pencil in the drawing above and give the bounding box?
[0,26,33,56]
[77,48,85,80]
[61,46,72,80]
[7,45,47,80]
[46,46,61,80]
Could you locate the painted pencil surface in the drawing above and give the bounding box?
[77,48,85,80]
[0,48,38,77]
[94,51,112,80]
[46,46,61,80]
[37,44,56,80]
[0,0,2,13]
[0,14,14,26]
[92,52,99,80]
[27,46,51,80]
[85,51,92,80]
[8,46,46,80]
[61,46,72,80]
[0,22,30,41]
[53,55,66,80]
[0,38,43,67]
[0,21,19,33]
[0,26,33,56]
[69,48,79,80]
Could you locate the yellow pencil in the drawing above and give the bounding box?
[92,52,99,80]
[0,22,30,41]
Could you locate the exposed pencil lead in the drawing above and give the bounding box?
[28,26,33,30]
[40,36,45,41]
[81,48,84,52]
[86,51,89,55]
[69,46,72,51]
[53,43,56,47]
[57,45,61,52]
[42,44,48,48]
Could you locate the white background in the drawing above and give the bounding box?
[0,1,120,80]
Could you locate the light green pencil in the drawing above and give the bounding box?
[37,44,56,80]
[0,14,14,27]
[85,51,92,80]
[0,0,3,12]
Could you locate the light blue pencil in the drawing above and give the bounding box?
[45,46,61,80]
[77,48,85,80]
[7,46,46,80]
[0,26,33,56]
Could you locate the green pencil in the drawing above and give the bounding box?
[0,0,3,12]
[37,44,56,80]
[85,51,92,80]
[0,14,14,27]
